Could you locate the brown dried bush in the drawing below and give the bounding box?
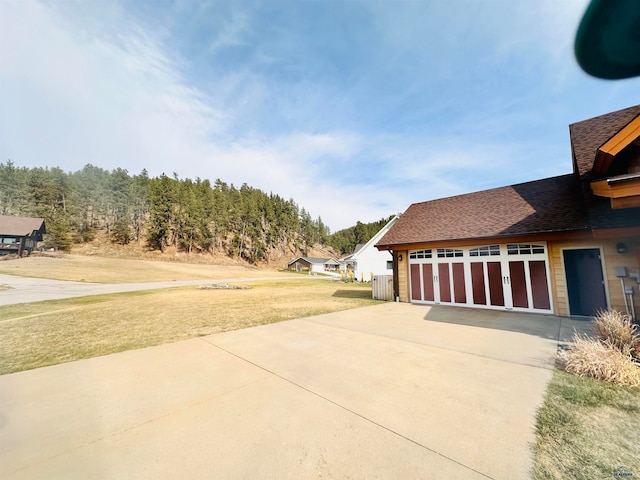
[593,309,640,360]
[558,310,640,387]
[561,336,640,387]
[559,336,640,387]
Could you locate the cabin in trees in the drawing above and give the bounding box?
[287,257,341,274]
[0,215,46,257]
[376,105,640,318]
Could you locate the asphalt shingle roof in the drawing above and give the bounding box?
[377,174,588,248]
[0,215,46,237]
[569,104,640,179]
[582,187,640,230]
[568,105,640,230]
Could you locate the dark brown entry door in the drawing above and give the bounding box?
[563,249,607,317]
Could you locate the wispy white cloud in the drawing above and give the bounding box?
[0,1,222,168]
[207,8,250,54]
[1,0,637,232]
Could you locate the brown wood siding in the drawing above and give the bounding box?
[594,116,640,174]
[398,250,409,302]
[611,196,640,209]
[591,178,640,199]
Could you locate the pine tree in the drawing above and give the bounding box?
[147,174,174,251]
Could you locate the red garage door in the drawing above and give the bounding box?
[409,244,552,313]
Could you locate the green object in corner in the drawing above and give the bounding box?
[574,0,640,79]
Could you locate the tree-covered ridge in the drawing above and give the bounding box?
[0,161,330,263]
[327,215,395,255]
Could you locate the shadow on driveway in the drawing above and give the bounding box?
[422,304,593,345]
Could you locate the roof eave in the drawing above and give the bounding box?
[376,228,594,250]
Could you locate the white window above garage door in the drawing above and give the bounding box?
[437,248,463,258]
[507,244,545,255]
[409,250,432,259]
[469,245,500,256]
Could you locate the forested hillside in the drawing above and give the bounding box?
[327,216,396,255]
[0,161,331,264]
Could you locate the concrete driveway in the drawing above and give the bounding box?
[0,303,590,479]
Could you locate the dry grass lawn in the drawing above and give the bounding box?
[0,279,380,375]
[0,254,294,283]
[533,370,640,479]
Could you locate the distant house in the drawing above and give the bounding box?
[0,215,46,257]
[287,256,341,274]
[341,215,399,281]
[376,105,640,318]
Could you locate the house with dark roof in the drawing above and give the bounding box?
[287,256,341,274]
[376,105,640,318]
[0,215,46,257]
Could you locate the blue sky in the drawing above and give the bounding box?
[1,0,639,231]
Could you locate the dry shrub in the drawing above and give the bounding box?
[593,309,640,360]
[558,309,640,387]
[560,336,640,387]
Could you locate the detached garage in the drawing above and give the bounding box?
[377,105,640,318]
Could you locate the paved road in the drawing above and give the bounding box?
[0,274,298,306]
[0,303,588,479]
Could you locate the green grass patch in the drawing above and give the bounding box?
[532,369,640,479]
[0,279,380,375]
